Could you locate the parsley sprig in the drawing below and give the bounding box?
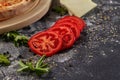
[52,6,68,15]
[17,55,49,76]
[2,31,29,47]
[0,54,10,66]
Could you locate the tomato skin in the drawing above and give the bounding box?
[48,26,75,50]
[28,31,62,57]
[53,22,80,40]
[56,18,81,32]
[57,16,85,32]
[63,16,86,31]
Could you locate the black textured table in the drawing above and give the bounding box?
[0,0,120,80]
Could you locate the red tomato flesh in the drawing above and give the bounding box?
[49,26,75,50]
[53,22,80,40]
[57,16,85,32]
[28,32,62,57]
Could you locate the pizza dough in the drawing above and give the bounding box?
[0,0,39,21]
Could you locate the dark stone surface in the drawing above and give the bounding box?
[0,0,120,80]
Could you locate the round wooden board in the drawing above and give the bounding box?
[0,0,52,34]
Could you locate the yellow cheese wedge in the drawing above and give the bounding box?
[60,0,97,17]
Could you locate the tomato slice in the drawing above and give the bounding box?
[56,18,81,32]
[28,32,62,57]
[63,16,86,31]
[53,22,80,40]
[49,26,75,50]
[56,16,85,32]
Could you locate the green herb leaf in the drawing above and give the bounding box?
[2,31,29,47]
[26,62,35,71]
[35,67,49,75]
[17,66,29,72]
[0,54,10,66]
[35,55,46,68]
[40,63,48,68]
[18,60,26,67]
[17,55,49,76]
[52,6,68,15]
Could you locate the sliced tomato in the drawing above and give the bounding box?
[56,18,81,32]
[63,16,86,31]
[53,22,80,40]
[49,26,75,50]
[28,32,62,57]
[56,16,85,32]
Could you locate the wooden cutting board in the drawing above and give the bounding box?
[0,0,52,34]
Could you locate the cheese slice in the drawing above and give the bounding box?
[60,0,97,17]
